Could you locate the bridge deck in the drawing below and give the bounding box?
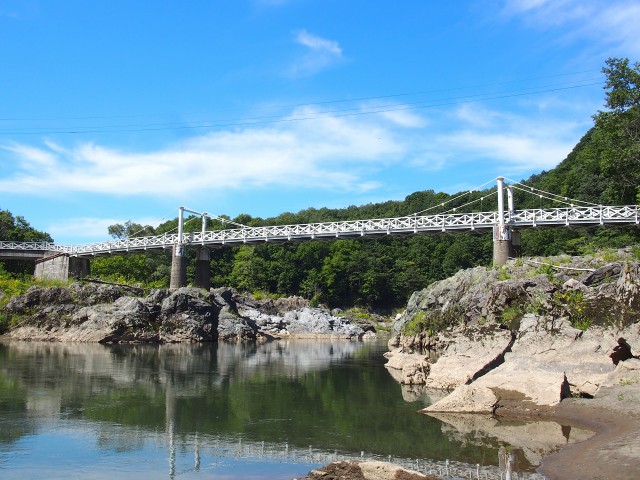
[1,205,638,258]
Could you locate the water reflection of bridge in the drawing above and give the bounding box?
[158,429,546,480]
[2,340,569,479]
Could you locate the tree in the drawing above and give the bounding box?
[228,246,268,292]
[591,58,640,203]
[0,209,53,275]
[108,220,156,239]
[0,210,52,242]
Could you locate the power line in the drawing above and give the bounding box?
[0,68,601,123]
[0,81,602,136]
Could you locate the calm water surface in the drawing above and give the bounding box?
[0,338,586,479]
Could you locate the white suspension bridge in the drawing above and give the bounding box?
[1,177,638,288]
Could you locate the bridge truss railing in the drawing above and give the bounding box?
[511,205,639,226]
[0,241,61,252]
[1,205,638,257]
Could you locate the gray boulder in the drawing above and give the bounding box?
[217,306,258,342]
[284,308,364,339]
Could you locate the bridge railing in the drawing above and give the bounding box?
[0,241,62,251]
[1,206,638,257]
[511,205,639,226]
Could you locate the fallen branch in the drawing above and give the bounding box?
[522,258,595,272]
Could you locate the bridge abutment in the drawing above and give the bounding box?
[170,245,188,289]
[194,247,211,289]
[34,252,90,281]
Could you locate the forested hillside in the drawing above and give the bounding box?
[2,58,639,310]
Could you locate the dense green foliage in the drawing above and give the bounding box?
[0,210,52,243]
[0,210,53,276]
[2,58,640,310]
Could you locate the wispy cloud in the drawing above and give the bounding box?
[288,30,344,77]
[502,0,640,56]
[0,109,403,199]
[0,98,588,208]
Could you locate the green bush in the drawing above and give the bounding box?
[402,310,428,335]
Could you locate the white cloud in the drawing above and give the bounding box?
[288,30,344,77]
[502,0,640,56]
[441,130,572,173]
[377,109,427,128]
[408,101,584,176]
[295,30,342,56]
[0,98,589,208]
[0,109,405,199]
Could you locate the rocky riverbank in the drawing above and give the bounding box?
[295,461,439,480]
[1,283,372,342]
[386,250,640,479]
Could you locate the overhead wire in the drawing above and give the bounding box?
[0,68,602,123]
[0,80,603,136]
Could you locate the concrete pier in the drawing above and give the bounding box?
[492,226,511,266]
[34,252,90,281]
[169,244,188,289]
[194,247,211,289]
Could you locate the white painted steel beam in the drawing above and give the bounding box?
[1,205,638,258]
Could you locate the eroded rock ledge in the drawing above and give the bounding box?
[2,283,367,343]
[386,252,640,414]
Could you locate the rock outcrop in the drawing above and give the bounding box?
[3,283,365,343]
[296,460,439,480]
[387,251,640,414]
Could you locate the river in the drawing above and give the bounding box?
[0,338,588,479]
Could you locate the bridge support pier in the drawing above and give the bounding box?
[493,228,521,265]
[492,176,523,266]
[34,252,90,281]
[170,244,188,289]
[194,247,211,290]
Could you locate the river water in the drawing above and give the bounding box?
[0,338,588,479]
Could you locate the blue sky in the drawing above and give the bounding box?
[1,0,639,245]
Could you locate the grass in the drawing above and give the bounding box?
[496,266,511,281]
[251,290,284,301]
[401,310,428,336]
[401,306,463,336]
[500,304,523,328]
[0,275,70,308]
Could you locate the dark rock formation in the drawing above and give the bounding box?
[2,283,364,343]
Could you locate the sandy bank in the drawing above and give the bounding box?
[540,380,640,480]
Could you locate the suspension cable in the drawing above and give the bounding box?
[440,190,499,215]
[205,214,247,229]
[411,177,499,216]
[123,207,179,238]
[504,177,601,207]
[510,184,598,208]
